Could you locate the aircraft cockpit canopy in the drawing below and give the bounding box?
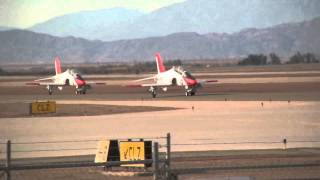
[69,69,84,80]
[173,66,196,80]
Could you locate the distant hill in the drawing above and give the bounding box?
[1,17,320,63]
[0,30,103,63]
[29,0,320,41]
[30,7,144,40]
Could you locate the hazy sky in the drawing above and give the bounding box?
[0,0,185,28]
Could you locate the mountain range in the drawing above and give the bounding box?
[30,8,144,41]
[0,17,319,64]
[28,0,320,41]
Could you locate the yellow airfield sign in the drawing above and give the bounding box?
[30,101,56,114]
[95,140,110,163]
[119,141,145,167]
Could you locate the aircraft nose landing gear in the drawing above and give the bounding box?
[75,89,86,95]
[75,86,87,95]
[185,88,196,96]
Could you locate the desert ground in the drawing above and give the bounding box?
[0,65,320,179]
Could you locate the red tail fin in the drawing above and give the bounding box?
[54,57,62,74]
[155,53,166,73]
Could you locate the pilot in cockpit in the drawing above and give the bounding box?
[70,69,84,80]
[173,66,195,80]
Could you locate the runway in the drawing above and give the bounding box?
[0,70,320,158]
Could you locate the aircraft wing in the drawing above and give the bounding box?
[34,77,55,81]
[85,81,106,85]
[26,82,65,86]
[198,79,218,86]
[134,76,156,82]
[127,83,171,87]
[130,80,218,87]
[202,80,218,83]
[141,83,172,87]
[127,75,171,87]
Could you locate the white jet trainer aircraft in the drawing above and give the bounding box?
[133,53,217,98]
[28,57,104,95]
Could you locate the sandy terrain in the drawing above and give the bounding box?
[0,100,319,158]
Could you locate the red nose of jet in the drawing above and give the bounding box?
[75,78,86,86]
[184,78,198,86]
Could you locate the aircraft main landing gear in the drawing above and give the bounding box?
[47,85,53,95]
[149,86,157,98]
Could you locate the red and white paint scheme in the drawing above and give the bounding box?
[27,57,103,95]
[133,53,218,98]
